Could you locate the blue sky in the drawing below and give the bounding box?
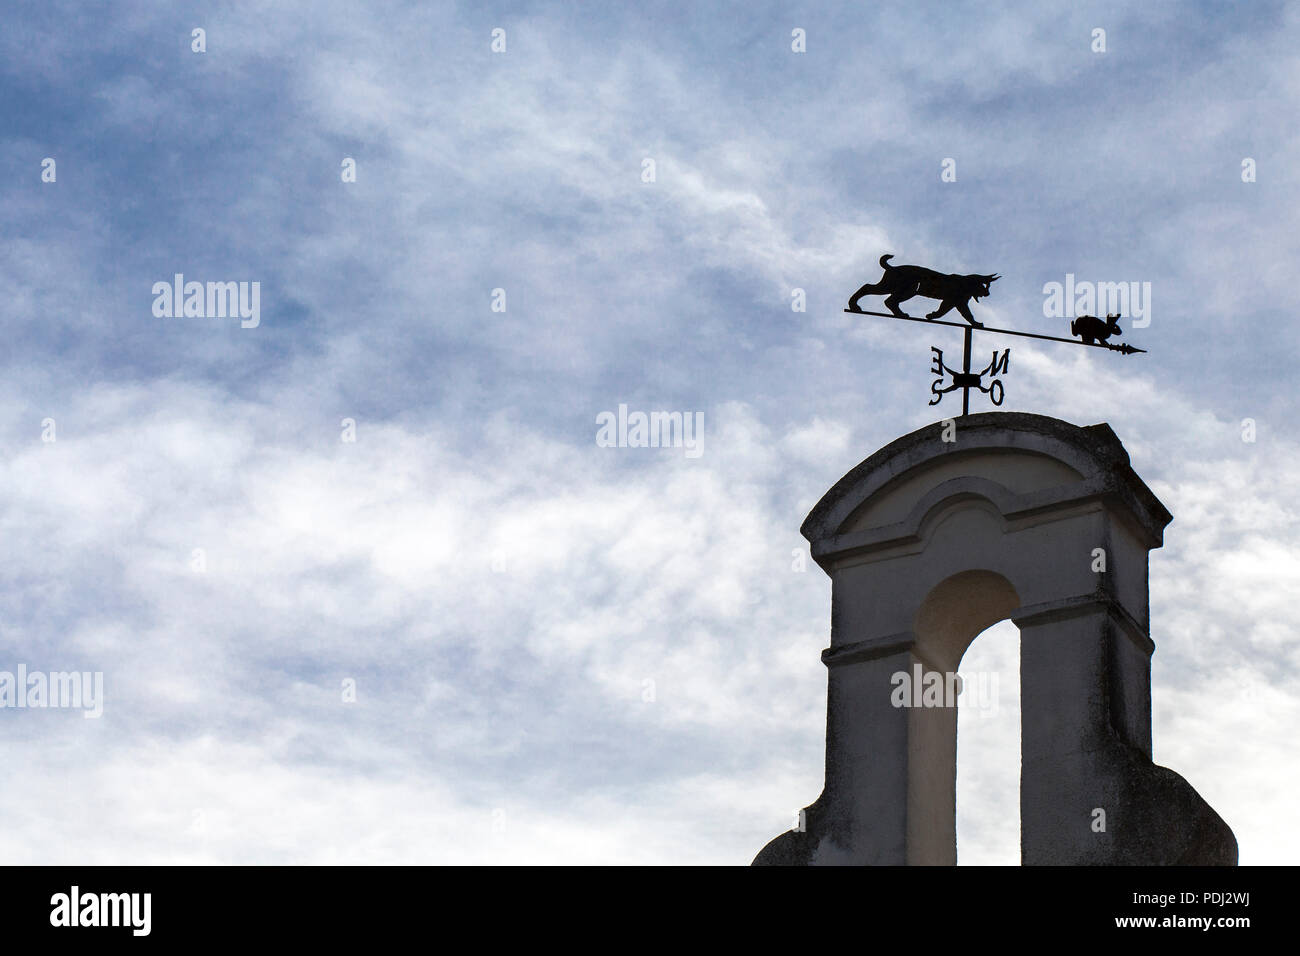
[2,0,1297,863]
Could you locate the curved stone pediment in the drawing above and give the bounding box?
[805,413,1170,548]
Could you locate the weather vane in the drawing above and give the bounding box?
[845,254,1145,415]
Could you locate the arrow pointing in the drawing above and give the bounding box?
[843,308,1146,354]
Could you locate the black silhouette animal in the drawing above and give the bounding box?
[1070,313,1122,346]
[848,254,1000,327]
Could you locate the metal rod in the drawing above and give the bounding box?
[843,308,1146,354]
[962,326,972,416]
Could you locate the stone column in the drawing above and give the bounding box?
[753,412,1235,866]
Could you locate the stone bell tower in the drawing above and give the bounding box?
[754,412,1235,865]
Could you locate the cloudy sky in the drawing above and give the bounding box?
[2,0,1296,864]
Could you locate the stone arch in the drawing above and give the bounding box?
[908,570,1020,865]
[954,617,1022,865]
[754,413,1235,866]
[915,569,1020,671]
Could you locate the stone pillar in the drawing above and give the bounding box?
[754,412,1235,866]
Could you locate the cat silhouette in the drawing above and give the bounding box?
[848,254,1000,327]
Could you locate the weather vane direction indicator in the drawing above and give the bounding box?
[844,254,1146,415]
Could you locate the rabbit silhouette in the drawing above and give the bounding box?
[1070,313,1122,346]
